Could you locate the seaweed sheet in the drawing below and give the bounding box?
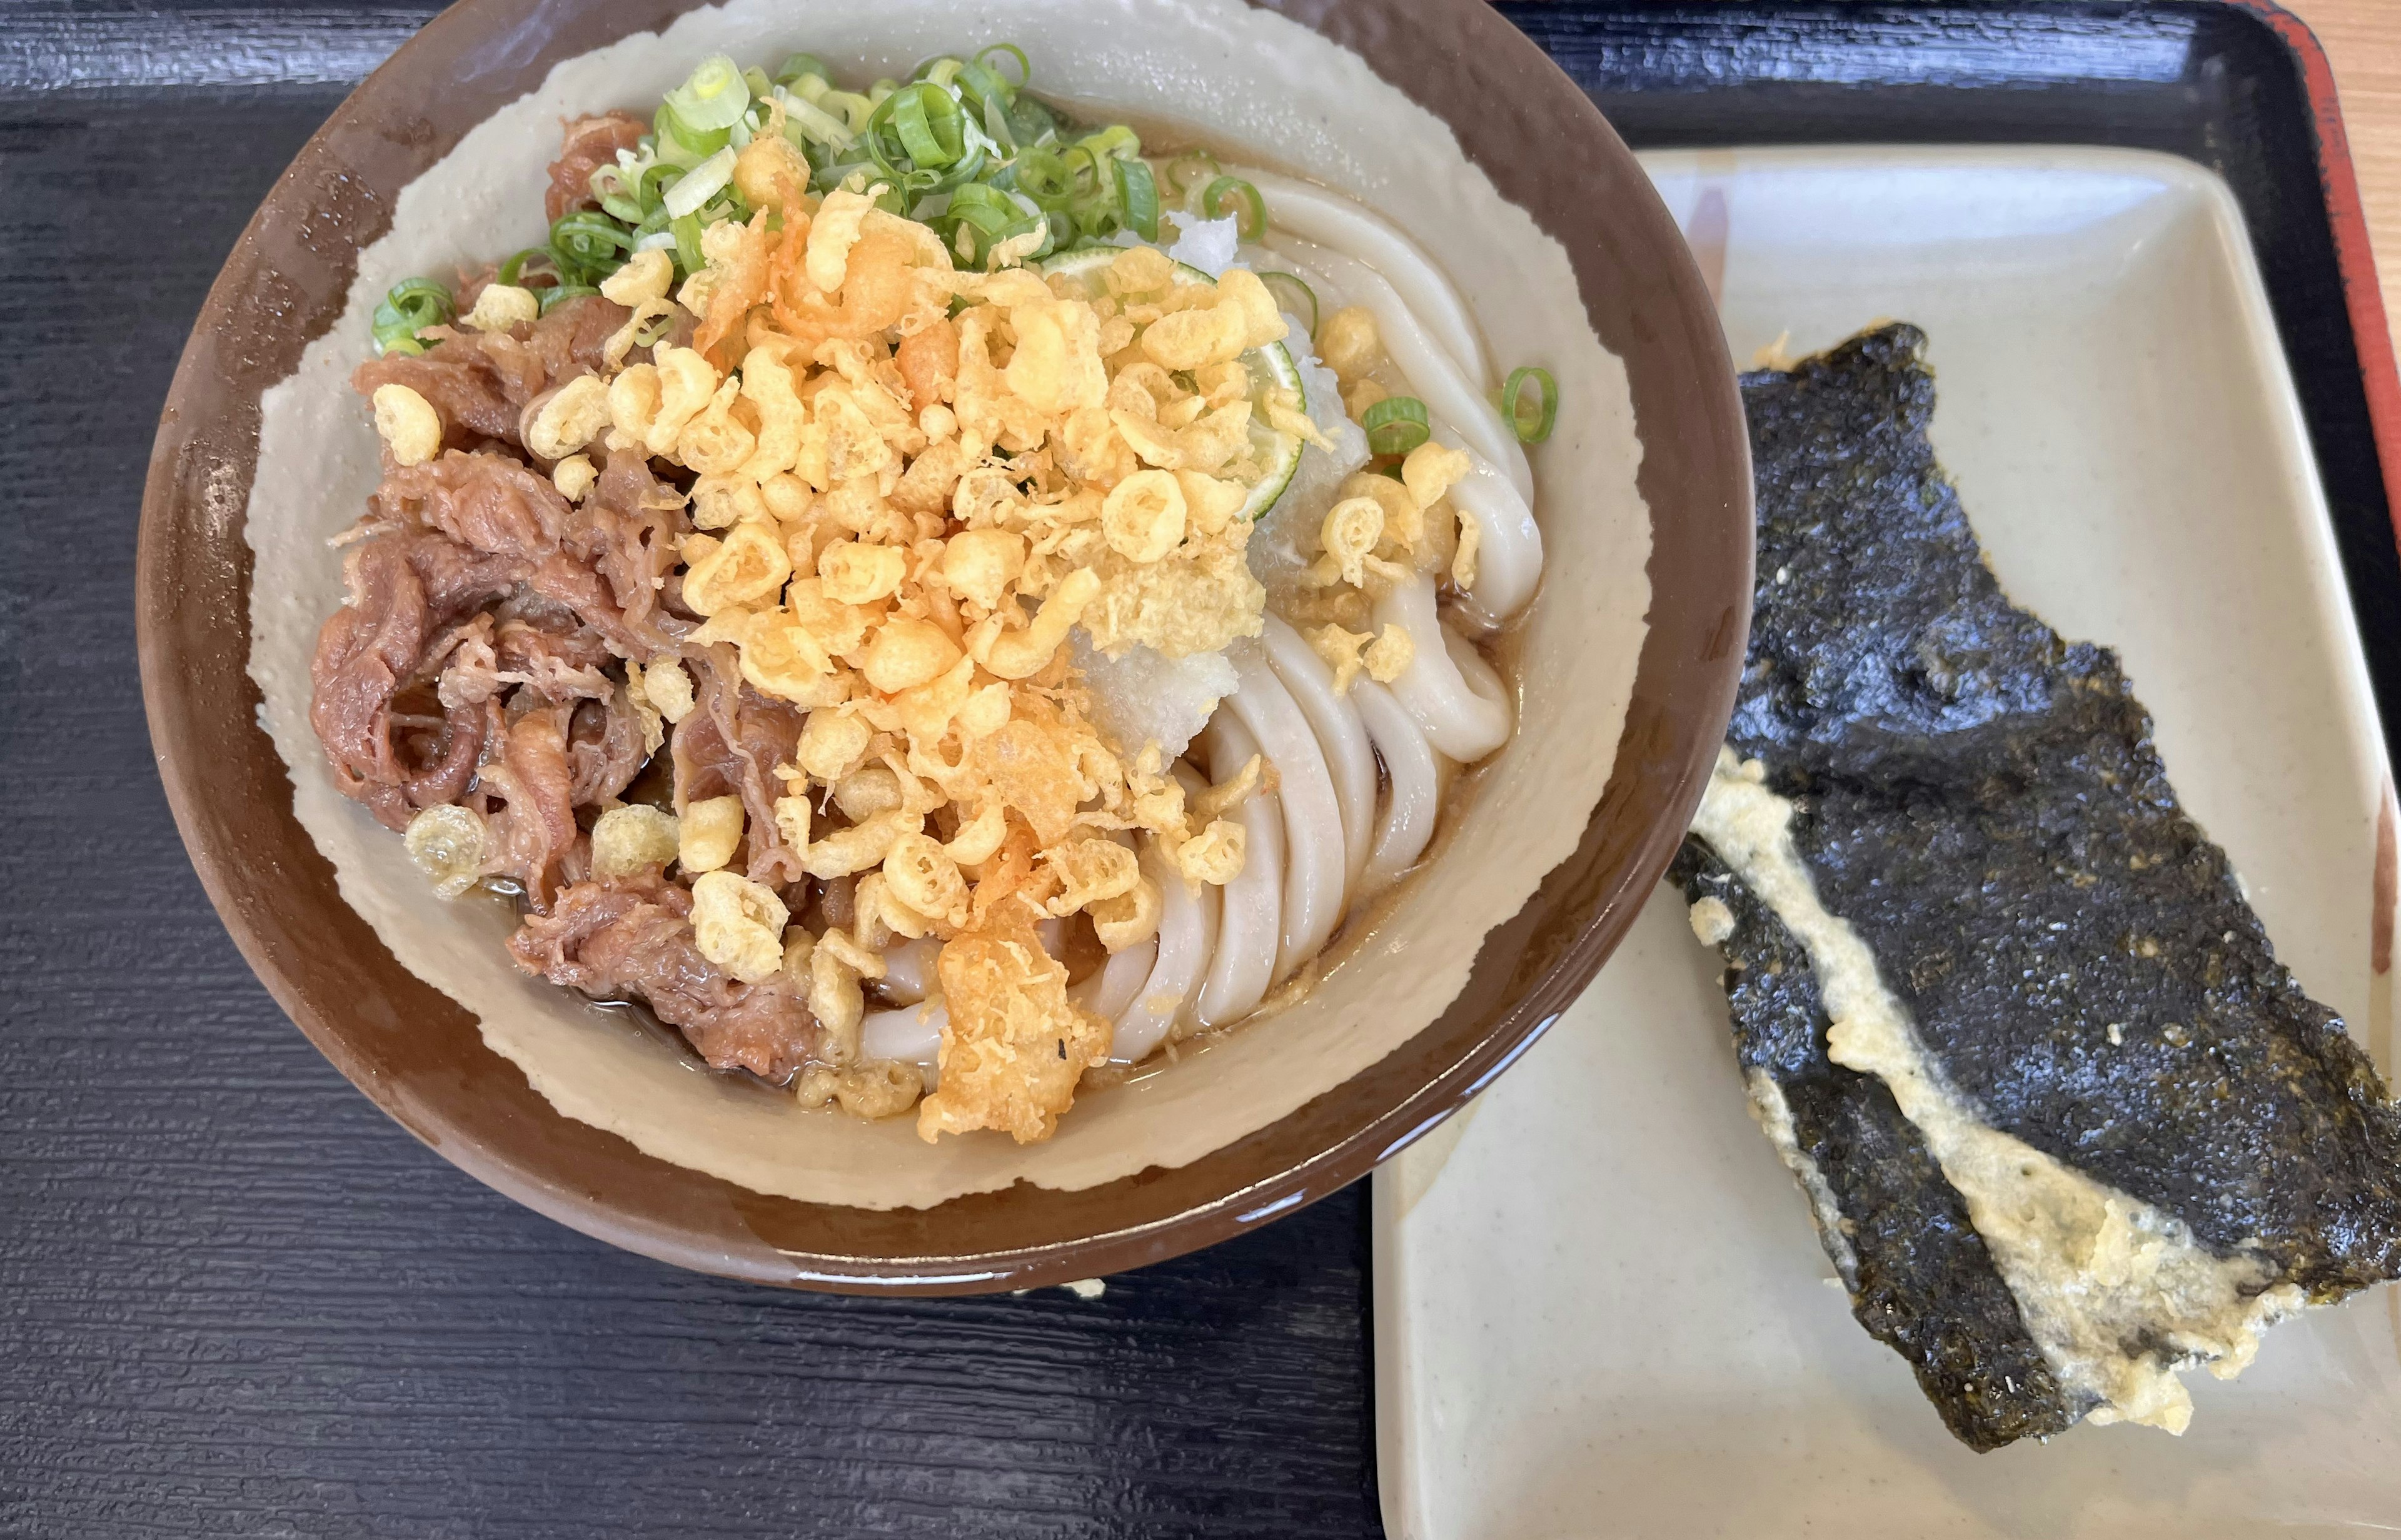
[1675,324,2401,1449]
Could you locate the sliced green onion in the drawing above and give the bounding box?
[672,212,705,275]
[953,58,1015,116]
[821,88,878,133]
[655,101,729,159]
[1115,157,1159,242]
[775,52,832,88]
[975,43,1030,89]
[497,247,558,288]
[1077,124,1140,164]
[550,210,633,279]
[633,307,678,346]
[775,89,857,149]
[589,159,647,223]
[538,283,598,315]
[1259,270,1316,335]
[662,146,737,218]
[370,276,453,356]
[980,93,1017,153]
[1003,92,1058,149]
[665,53,752,133]
[902,84,967,166]
[1502,365,1558,444]
[1164,152,1219,198]
[1200,174,1266,240]
[946,181,1022,222]
[1014,146,1077,209]
[637,161,682,212]
[863,84,971,191]
[1361,395,1431,456]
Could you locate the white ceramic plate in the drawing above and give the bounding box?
[1372,145,2401,1539]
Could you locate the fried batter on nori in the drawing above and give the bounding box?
[1673,842,2089,1449]
[1679,323,2401,1446]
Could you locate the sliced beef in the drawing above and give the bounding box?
[365,447,690,656]
[475,700,581,907]
[568,687,650,807]
[510,875,823,1080]
[310,528,526,828]
[670,647,808,886]
[581,450,695,649]
[492,598,616,702]
[352,294,627,450]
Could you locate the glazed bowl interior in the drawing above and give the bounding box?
[138,0,1751,1291]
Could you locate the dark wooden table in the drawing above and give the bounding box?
[0,6,1381,1533]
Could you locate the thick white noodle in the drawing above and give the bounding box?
[1112,840,1219,1064]
[1259,615,1377,892]
[1260,233,1532,498]
[875,937,942,1005]
[1226,647,1346,984]
[1443,627,1510,708]
[1197,713,1284,1027]
[1375,575,1513,762]
[1070,937,1159,1025]
[1351,678,1444,898]
[1232,166,1492,386]
[861,999,944,1068]
[1439,433,1546,627]
[1064,191,1546,1058]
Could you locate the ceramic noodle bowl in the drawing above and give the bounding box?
[138,0,1751,1291]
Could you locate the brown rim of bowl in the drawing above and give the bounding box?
[136,0,1752,1294]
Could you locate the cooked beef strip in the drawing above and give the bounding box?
[670,647,808,887]
[352,294,627,453]
[477,699,581,907]
[509,873,822,1080]
[310,528,525,828]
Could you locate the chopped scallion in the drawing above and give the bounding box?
[1200,174,1266,240]
[664,53,752,133]
[1361,395,1431,456]
[1259,271,1316,335]
[370,276,453,357]
[1115,158,1159,242]
[1164,151,1221,199]
[672,212,705,274]
[775,53,832,88]
[662,146,737,218]
[1502,366,1558,444]
[975,42,1030,89]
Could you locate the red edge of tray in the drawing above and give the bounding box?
[2239,1,2401,556]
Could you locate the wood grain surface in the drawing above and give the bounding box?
[2285,0,2401,359]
